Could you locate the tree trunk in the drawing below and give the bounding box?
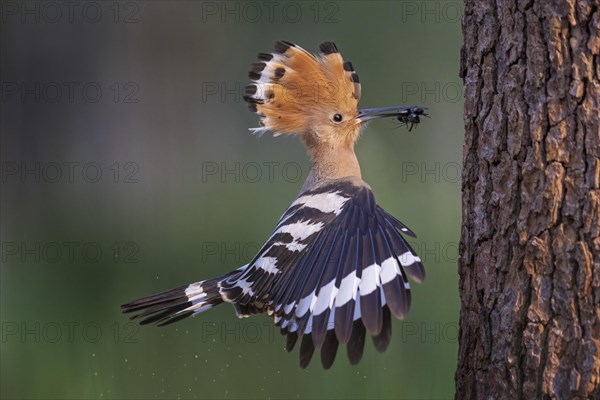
[457,1,600,399]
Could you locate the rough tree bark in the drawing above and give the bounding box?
[457,1,600,399]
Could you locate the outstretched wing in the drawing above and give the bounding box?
[221,178,425,368]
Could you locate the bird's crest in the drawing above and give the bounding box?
[244,41,361,136]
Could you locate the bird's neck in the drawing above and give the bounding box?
[300,145,362,193]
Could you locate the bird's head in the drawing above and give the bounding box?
[244,41,424,154]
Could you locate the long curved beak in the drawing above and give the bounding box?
[357,105,427,123]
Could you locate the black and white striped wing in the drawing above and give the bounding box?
[218,188,346,309]
[225,179,425,368]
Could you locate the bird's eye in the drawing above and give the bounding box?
[332,114,343,123]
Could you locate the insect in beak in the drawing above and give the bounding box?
[357,105,428,131]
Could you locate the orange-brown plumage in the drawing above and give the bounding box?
[244,41,362,153]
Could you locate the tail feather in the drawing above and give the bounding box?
[121,278,224,326]
[122,284,189,313]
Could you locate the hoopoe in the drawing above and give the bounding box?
[122,41,426,369]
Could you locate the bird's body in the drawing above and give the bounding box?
[122,41,427,368]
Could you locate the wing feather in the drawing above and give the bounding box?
[224,179,424,368]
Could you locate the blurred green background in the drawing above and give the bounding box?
[1,1,463,399]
